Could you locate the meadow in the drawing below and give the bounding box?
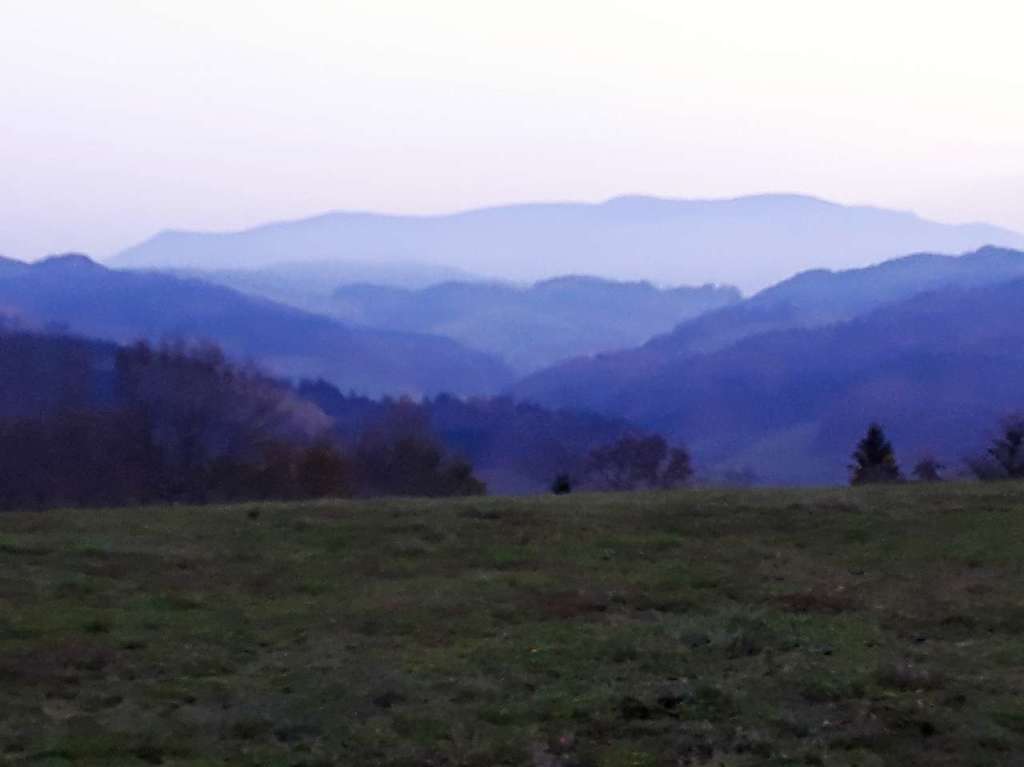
[2,483,1024,766]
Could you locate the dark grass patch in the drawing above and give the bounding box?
[876,661,945,691]
[776,587,860,614]
[0,539,51,556]
[537,589,612,620]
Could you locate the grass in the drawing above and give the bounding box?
[1,483,1024,765]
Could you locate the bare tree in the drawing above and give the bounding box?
[912,456,944,482]
[585,435,693,491]
[989,414,1024,478]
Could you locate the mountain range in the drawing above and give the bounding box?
[0,255,512,396]
[513,246,1024,483]
[112,195,1024,291]
[9,201,1024,488]
[168,260,481,311]
[329,277,740,373]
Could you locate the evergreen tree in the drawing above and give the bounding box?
[850,423,902,484]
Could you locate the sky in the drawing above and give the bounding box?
[2,0,1023,261]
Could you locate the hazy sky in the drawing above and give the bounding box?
[2,1,1023,261]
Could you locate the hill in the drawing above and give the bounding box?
[112,195,1024,291]
[514,251,1024,483]
[0,255,512,396]
[514,246,1024,415]
[644,245,1024,358]
[626,279,1024,483]
[2,484,1024,765]
[330,276,740,373]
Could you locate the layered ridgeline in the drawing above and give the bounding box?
[146,268,740,376]
[162,260,482,317]
[513,247,1024,484]
[0,255,511,396]
[112,195,1024,292]
[329,277,739,373]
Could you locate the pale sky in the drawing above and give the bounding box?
[2,0,1023,261]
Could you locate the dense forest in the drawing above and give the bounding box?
[297,379,640,492]
[0,332,484,509]
[0,329,674,509]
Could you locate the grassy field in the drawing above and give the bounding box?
[2,484,1024,766]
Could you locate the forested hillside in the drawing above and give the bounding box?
[514,248,1024,483]
[0,329,655,505]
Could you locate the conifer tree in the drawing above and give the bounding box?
[850,423,902,484]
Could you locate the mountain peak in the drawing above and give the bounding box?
[0,255,27,269]
[36,253,104,270]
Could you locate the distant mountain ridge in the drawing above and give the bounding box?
[513,246,1024,413]
[112,194,1024,291]
[330,275,740,373]
[0,255,513,396]
[8,242,1024,486]
[512,246,1024,483]
[170,260,482,305]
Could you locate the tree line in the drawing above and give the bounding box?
[298,379,641,492]
[0,331,690,510]
[0,328,1021,510]
[0,336,483,510]
[850,417,1024,485]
